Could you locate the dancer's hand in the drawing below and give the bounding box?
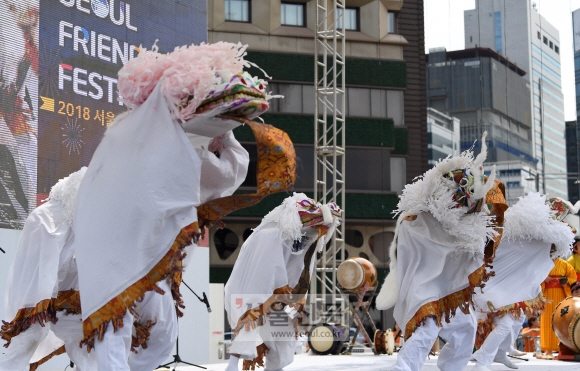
[233,307,266,335]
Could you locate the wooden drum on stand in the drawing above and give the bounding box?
[553,296,580,353]
[337,257,378,293]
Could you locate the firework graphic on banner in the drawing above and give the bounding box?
[39,43,60,98]
[61,117,85,154]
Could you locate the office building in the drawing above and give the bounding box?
[427,107,460,168]
[568,10,580,202]
[465,0,568,199]
[427,47,535,204]
[566,120,580,203]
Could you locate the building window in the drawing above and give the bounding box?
[214,228,240,260]
[225,0,250,22]
[494,12,502,54]
[387,11,396,33]
[337,7,359,31]
[281,2,305,27]
[543,36,548,45]
[345,230,364,248]
[537,31,541,39]
[470,35,473,43]
[550,41,553,49]
[555,45,560,54]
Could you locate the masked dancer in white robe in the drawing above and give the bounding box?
[0,168,96,371]
[471,193,576,371]
[375,134,498,371]
[224,193,342,371]
[72,42,279,371]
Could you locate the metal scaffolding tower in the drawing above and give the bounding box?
[311,0,347,324]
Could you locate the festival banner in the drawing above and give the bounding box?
[0,0,206,229]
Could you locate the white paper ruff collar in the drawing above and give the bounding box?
[48,167,87,224]
[503,192,575,258]
[395,132,496,255]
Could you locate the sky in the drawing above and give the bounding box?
[424,0,580,122]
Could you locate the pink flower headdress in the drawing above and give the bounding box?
[117,41,273,122]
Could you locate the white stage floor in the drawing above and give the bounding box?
[183,353,580,371]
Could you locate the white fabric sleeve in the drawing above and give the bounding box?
[196,131,250,204]
[4,202,69,319]
[225,225,289,326]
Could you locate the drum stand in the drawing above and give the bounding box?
[557,343,580,361]
[343,283,380,355]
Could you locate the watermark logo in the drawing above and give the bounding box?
[228,293,350,342]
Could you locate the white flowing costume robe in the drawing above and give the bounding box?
[73,83,202,371]
[0,169,96,371]
[391,212,483,371]
[127,130,249,371]
[393,212,482,333]
[225,222,320,370]
[472,241,559,363]
[472,240,553,316]
[74,82,202,326]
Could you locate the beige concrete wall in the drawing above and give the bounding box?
[208,0,407,60]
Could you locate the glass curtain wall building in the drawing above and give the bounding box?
[569,9,580,202]
[426,47,535,204]
[576,19,580,118]
[427,107,460,168]
[465,0,568,199]
[566,120,580,202]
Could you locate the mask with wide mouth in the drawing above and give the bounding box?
[444,167,488,214]
[117,42,276,123]
[195,72,269,120]
[441,131,495,214]
[295,198,342,254]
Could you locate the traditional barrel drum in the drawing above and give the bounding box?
[308,323,348,355]
[337,257,378,293]
[553,296,580,353]
[374,329,394,355]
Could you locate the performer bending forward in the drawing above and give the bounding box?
[225,193,341,371]
[376,134,497,371]
[471,193,574,370]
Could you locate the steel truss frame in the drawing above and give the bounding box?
[310,0,347,326]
